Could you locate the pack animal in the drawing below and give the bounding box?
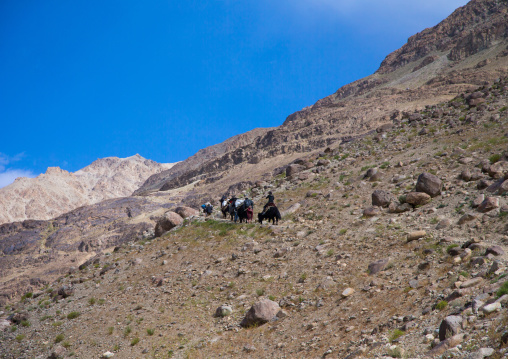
[258,206,281,225]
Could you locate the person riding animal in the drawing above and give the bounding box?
[262,191,274,214]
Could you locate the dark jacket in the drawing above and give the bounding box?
[266,194,274,204]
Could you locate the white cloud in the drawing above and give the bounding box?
[0,152,26,172]
[295,0,469,15]
[0,169,36,188]
[0,152,36,188]
[287,0,470,31]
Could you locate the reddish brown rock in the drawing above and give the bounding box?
[406,192,431,206]
[154,211,184,237]
[174,206,199,219]
[477,197,499,213]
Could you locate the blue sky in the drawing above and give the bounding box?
[0,0,469,188]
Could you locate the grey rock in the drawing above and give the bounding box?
[416,172,442,197]
[240,299,281,327]
[486,245,505,256]
[466,348,495,359]
[215,305,233,318]
[372,190,395,208]
[439,315,463,341]
[286,164,305,178]
[482,302,501,314]
[477,197,499,213]
[368,259,389,275]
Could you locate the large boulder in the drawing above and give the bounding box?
[174,206,199,219]
[286,164,305,178]
[485,161,508,179]
[57,286,74,298]
[405,192,431,206]
[240,299,280,328]
[439,315,463,341]
[388,202,412,213]
[372,190,395,208]
[415,172,442,197]
[368,258,389,275]
[477,197,499,213]
[154,211,184,237]
[363,207,381,217]
[281,203,301,217]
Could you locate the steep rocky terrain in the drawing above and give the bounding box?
[1,77,507,358]
[134,0,508,198]
[1,0,508,357]
[134,128,272,195]
[0,155,175,224]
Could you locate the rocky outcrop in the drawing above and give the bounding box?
[377,0,508,74]
[0,196,172,304]
[134,128,271,195]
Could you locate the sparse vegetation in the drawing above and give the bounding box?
[497,281,508,298]
[436,300,448,310]
[66,311,80,320]
[55,334,65,343]
[389,329,405,343]
[130,337,140,346]
[489,153,502,163]
[15,334,25,342]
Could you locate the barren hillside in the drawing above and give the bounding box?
[1,1,508,358]
[1,77,507,358]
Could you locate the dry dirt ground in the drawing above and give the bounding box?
[1,79,508,358]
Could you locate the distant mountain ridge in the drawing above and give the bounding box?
[0,154,175,224]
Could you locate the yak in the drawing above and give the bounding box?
[258,206,281,225]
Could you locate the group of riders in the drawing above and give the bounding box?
[201,191,280,224]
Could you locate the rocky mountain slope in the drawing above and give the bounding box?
[0,155,175,225]
[1,76,507,358]
[132,0,508,199]
[1,0,508,357]
[134,128,272,195]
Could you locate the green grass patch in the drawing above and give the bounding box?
[66,311,80,320]
[15,334,25,342]
[131,337,140,346]
[389,329,405,343]
[436,300,448,311]
[55,334,65,343]
[497,281,508,298]
[489,153,502,164]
